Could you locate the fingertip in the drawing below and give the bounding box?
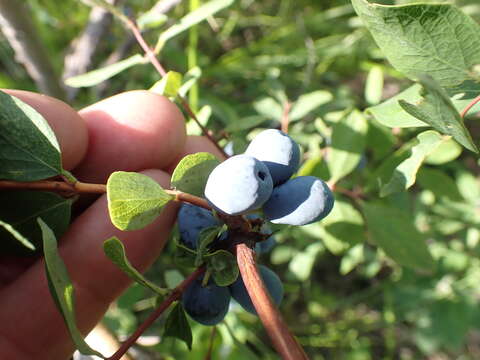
[2,89,88,170]
[76,90,186,183]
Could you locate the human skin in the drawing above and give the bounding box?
[0,89,223,359]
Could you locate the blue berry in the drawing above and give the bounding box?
[182,276,230,326]
[204,155,273,215]
[246,129,300,185]
[177,203,220,249]
[229,265,283,315]
[263,176,334,226]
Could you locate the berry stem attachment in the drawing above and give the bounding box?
[235,243,309,360]
[107,266,205,360]
[460,94,480,118]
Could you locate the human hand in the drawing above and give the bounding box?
[0,89,222,360]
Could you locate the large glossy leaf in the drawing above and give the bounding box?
[106,171,174,231]
[0,90,62,181]
[103,237,168,295]
[399,78,478,153]
[39,219,105,358]
[328,109,368,184]
[363,202,435,272]
[352,0,480,92]
[380,131,446,197]
[171,152,220,197]
[0,191,71,254]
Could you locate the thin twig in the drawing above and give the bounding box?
[0,179,212,210]
[204,326,217,360]
[460,95,480,118]
[235,244,309,360]
[89,1,229,159]
[0,179,106,194]
[107,267,205,360]
[281,101,291,134]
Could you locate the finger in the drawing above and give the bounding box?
[74,90,186,184]
[0,169,177,360]
[166,135,226,174]
[2,89,88,170]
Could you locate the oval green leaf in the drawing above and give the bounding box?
[171,152,220,197]
[106,171,174,231]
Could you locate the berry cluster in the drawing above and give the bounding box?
[179,129,334,325]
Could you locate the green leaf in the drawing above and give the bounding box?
[399,77,478,153]
[174,240,198,268]
[417,168,463,201]
[0,191,71,254]
[64,54,145,88]
[365,65,384,105]
[0,220,35,250]
[289,90,333,121]
[178,66,202,98]
[103,237,168,295]
[150,71,183,97]
[351,0,480,91]
[163,302,193,350]
[288,243,323,281]
[367,84,428,128]
[158,0,234,43]
[171,152,220,197]
[225,115,268,132]
[253,97,283,121]
[205,249,239,286]
[137,10,167,30]
[106,171,174,231]
[380,131,446,197]
[363,202,436,272]
[328,109,368,183]
[195,226,223,267]
[0,90,62,181]
[425,138,462,165]
[39,218,105,358]
[300,199,364,255]
[367,84,480,129]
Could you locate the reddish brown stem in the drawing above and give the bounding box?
[281,101,292,134]
[0,179,106,194]
[235,243,309,360]
[460,95,480,118]
[107,267,205,360]
[168,189,211,210]
[0,180,212,210]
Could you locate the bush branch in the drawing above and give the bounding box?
[0,179,211,209]
[235,243,309,360]
[107,266,205,360]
